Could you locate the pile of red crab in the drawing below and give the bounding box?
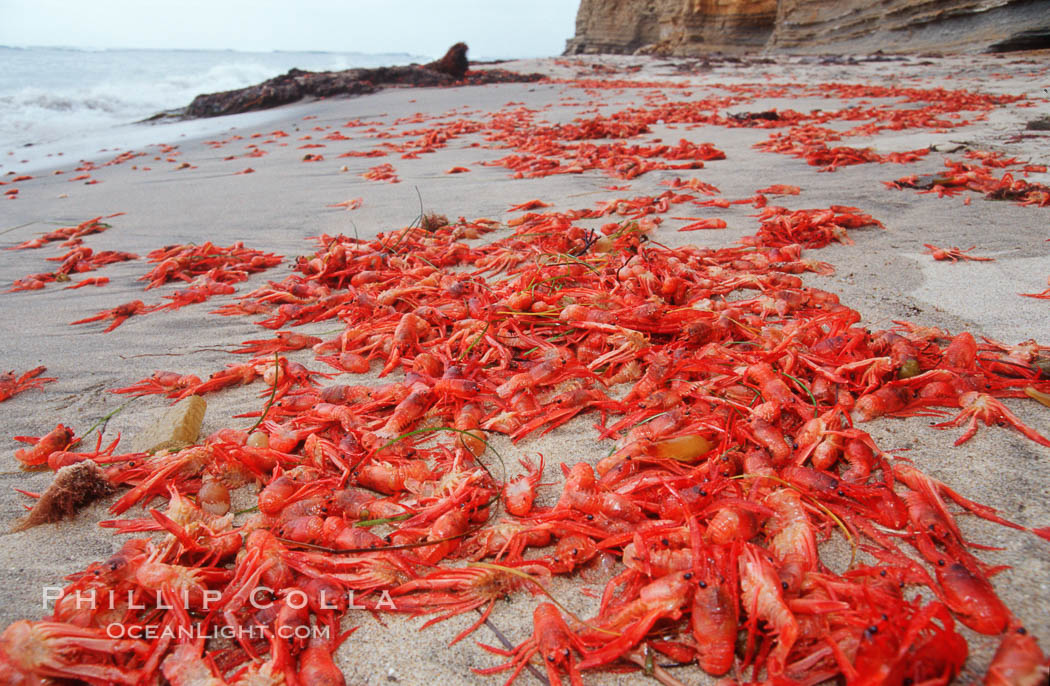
[4,196,1050,685]
[4,72,1050,686]
[3,216,285,331]
[887,150,1050,207]
[4,216,138,293]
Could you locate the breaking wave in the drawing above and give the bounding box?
[0,47,425,153]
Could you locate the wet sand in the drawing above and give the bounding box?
[1,53,1049,684]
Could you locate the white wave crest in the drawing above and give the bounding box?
[0,49,423,153]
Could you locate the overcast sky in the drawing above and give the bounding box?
[1,0,580,59]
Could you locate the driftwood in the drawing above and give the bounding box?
[178,43,543,119]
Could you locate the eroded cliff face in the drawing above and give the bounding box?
[564,0,1050,54]
[564,0,664,55]
[564,0,778,55]
[772,0,1050,53]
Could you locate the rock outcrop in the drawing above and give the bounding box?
[425,42,470,78]
[184,68,378,119]
[564,0,1050,55]
[177,44,543,120]
[771,0,1050,53]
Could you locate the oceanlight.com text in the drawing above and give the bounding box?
[104,622,331,641]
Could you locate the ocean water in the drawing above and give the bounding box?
[0,46,428,170]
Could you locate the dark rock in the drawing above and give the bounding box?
[1026,116,1050,131]
[185,68,377,118]
[727,110,782,124]
[425,42,470,78]
[987,28,1050,53]
[177,43,544,120]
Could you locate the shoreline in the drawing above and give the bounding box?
[1,53,1049,684]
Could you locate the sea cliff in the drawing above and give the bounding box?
[564,0,1050,54]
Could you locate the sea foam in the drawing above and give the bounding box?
[0,46,426,170]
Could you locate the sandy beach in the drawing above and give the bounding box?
[1,52,1049,684]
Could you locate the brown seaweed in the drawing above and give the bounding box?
[12,460,114,532]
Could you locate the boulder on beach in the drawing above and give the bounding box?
[424,42,470,78]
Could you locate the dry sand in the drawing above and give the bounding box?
[0,53,1048,684]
